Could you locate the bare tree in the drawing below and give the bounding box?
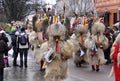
[55,0,97,17]
[0,0,7,22]
[2,0,32,22]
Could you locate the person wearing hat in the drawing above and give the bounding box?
[18,27,29,68]
[25,22,33,35]
[0,26,10,67]
[9,27,19,66]
[31,12,48,71]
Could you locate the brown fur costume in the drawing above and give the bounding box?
[85,22,108,71]
[92,22,105,35]
[72,24,88,67]
[31,13,47,70]
[37,23,74,81]
[85,35,108,65]
[29,31,44,63]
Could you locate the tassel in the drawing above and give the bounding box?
[44,14,46,18]
[56,41,60,53]
[56,16,58,23]
[84,19,87,28]
[58,16,60,23]
[56,16,59,23]
[50,16,53,25]
[53,16,55,24]
[54,16,59,24]
[81,16,87,28]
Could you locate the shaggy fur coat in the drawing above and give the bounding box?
[29,23,74,81]
[84,22,108,65]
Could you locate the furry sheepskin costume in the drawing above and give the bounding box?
[109,33,120,81]
[29,31,44,63]
[85,22,108,71]
[92,22,105,35]
[72,24,88,67]
[29,14,47,71]
[32,23,74,81]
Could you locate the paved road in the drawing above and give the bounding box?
[4,49,114,81]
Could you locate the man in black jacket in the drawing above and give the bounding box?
[9,28,19,66]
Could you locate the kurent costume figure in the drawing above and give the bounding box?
[85,22,108,71]
[72,24,88,67]
[29,13,47,71]
[110,33,120,81]
[30,23,74,81]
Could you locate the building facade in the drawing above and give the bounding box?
[94,0,120,27]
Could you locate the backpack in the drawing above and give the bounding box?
[19,34,27,45]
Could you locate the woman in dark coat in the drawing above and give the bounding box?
[0,33,8,81]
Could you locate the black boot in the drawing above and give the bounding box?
[92,65,95,71]
[20,61,23,68]
[24,62,27,68]
[13,60,19,67]
[96,69,100,72]
[96,65,100,72]
[6,59,10,67]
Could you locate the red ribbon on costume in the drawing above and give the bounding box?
[56,41,60,53]
[97,36,100,46]
[80,36,84,44]
[42,32,46,40]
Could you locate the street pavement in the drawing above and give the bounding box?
[4,49,114,81]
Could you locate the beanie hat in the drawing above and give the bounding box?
[11,27,16,32]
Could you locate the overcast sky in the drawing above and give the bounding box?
[45,0,56,5]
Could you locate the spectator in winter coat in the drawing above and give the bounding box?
[0,33,8,81]
[18,27,29,68]
[0,27,10,67]
[9,27,19,66]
